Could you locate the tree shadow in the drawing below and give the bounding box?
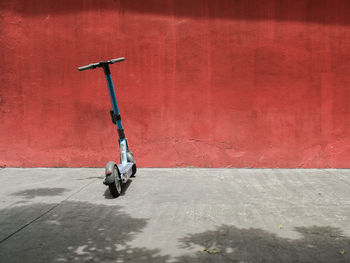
[177,224,350,262]
[0,201,169,262]
[1,200,349,262]
[11,188,69,199]
[1,0,350,26]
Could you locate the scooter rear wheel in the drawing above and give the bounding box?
[108,165,122,197]
[127,151,137,177]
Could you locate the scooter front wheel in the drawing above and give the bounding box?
[108,164,122,197]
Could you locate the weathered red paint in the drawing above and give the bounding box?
[0,0,349,167]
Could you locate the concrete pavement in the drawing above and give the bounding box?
[0,168,350,262]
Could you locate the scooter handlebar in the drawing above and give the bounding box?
[78,57,125,71]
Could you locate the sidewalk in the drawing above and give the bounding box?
[0,168,349,262]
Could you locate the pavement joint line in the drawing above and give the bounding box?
[335,176,350,187]
[0,178,96,244]
[324,170,350,187]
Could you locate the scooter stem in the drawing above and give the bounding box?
[102,63,126,140]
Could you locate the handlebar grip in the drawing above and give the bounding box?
[110,57,125,64]
[78,63,97,71]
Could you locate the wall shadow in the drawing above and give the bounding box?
[1,0,350,26]
[177,224,350,262]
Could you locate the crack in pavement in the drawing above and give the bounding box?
[0,179,96,244]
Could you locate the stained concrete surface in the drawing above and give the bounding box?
[0,168,350,262]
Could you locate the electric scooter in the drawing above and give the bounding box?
[78,57,136,197]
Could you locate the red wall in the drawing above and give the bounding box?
[1,0,350,168]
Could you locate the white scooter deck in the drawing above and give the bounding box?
[117,162,134,183]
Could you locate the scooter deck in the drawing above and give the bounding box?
[117,162,134,183]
